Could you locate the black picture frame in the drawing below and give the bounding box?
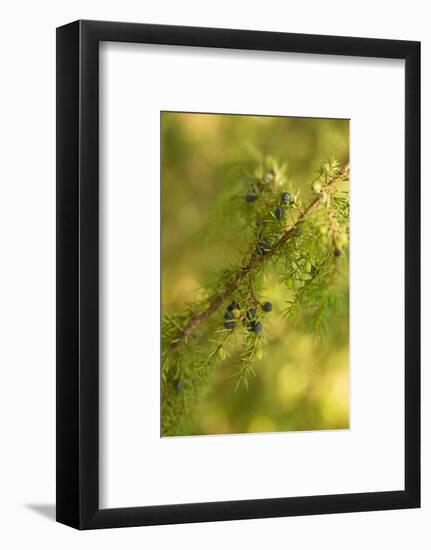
[56,20,420,530]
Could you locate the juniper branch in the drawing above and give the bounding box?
[169,163,349,354]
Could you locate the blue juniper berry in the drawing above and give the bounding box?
[262,302,273,312]
[275,206,285,220]
[249,321,263,334]
[256,237,271,256]
[174,380,183,393]
[282,192,291,204]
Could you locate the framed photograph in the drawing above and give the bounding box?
[56,20,420,529]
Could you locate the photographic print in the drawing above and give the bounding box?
[57,21,419,528]
[161,112,350,437]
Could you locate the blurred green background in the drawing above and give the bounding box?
[162,112,349,435]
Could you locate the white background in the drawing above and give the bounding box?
[0,1,428,549]
[100,43,404,508]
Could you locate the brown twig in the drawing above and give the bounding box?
[169,163,349,354]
